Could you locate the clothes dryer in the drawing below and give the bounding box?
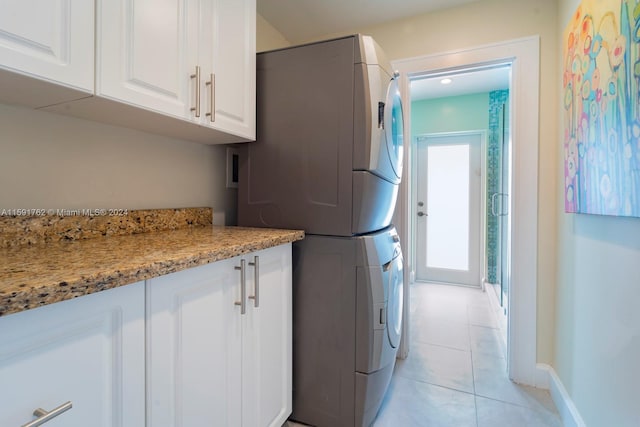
[238,34,403,236]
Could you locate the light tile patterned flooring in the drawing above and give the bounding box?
[286,282,562,427]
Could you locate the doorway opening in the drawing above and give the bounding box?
[392,37,541,386]
[409,65,511,355]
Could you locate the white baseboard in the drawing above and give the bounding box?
[536,364,586,427]
[534,363,550,389]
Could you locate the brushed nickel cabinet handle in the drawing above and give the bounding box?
[21,401,72,427]
[234,259,246,314]
[190,66,201,118]
[248,256,259,308]
[206,73,215,122]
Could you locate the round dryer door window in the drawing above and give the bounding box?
[384,75,404,182]
[386,252,404,348]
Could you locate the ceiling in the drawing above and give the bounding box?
[257,0,481,45]
[411,66,511,101]
[257,0,507,102]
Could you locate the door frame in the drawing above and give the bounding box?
[412,130,486,288]
[392,36,541,387]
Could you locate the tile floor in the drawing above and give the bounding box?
[285,282,563,427]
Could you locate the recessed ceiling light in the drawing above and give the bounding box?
[440,78,452,85]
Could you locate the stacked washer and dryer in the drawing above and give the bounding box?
[238,34,404,427]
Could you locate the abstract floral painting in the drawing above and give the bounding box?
[563,0,640,217]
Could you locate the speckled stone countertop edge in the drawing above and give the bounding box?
[0,226,304,317]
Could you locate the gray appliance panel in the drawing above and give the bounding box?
[238,34,400,236]
[354,363,395,427]
[291,234,357,426]
[290,227,401,427]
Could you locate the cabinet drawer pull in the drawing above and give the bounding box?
[234,259,246,314]
[206,73,215,122]
[190,66,201,118]
[248,255,259,308]
[21,401,72,427]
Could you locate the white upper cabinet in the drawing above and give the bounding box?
[96,0,256,141]
[97,0,198,120]
[0,0,94,107]
[200,0,256,139]
[0,0,257,143]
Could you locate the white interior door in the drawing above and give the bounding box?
[415,133,482,286]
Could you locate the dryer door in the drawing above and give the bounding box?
[384,75,404,182]
[354,65,404,186]
[386,250,404,348]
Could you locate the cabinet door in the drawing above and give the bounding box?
[200,0,256,139]
[97,0,198,120]
[146,257,243,427]
[0,282,145,427]
[0,0,94,106]
[242,244,292,427]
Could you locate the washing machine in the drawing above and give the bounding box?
[290,226,403,427]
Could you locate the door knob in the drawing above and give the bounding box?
[418,201,424,207]
[417,211,427,217]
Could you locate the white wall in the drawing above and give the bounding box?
[286,0,559,364]
[257,14,290,52]
[0,13,291,226]
[0,103,235,225]
[556,1,640,425]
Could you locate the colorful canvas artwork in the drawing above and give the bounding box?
[563,0,640,217]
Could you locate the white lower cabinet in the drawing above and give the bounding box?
[146,255,242,426]
[0,282,146,427]
[0,244,291,427]
[241,245,293,427]
[146,243,292,427]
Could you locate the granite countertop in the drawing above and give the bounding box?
[0,225,304,317]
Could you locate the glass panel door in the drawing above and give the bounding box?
[426,143,470,270]
[415,133,482,286]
